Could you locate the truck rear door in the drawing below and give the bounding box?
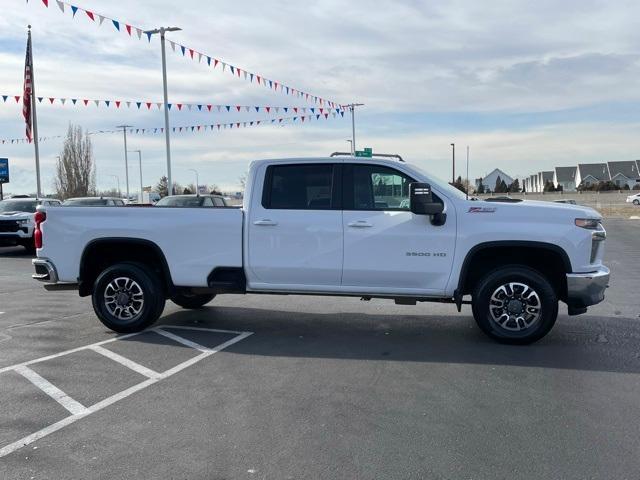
[247,162,343,288]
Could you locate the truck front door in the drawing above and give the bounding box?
[341,163,456,295]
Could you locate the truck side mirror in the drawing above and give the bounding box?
[410,183,444,216]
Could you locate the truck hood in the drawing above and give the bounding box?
[0,212,33,220]
[470,199,601,220]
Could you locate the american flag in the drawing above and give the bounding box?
[23,34,33,143]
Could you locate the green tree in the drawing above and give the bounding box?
[156,176,169,197]
[508,179,521,193]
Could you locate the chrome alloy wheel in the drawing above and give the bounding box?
[488,282,541,332]
[104,276,145,321]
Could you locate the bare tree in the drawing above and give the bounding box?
[238,173,247,190]
[54,125,96,199]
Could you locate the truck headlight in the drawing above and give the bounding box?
[575,218,600,229]
[17,219,30,225]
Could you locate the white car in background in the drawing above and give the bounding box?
[626,192,640,205]
[0,197,62,251]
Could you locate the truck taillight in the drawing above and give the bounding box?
[34,211,46,249]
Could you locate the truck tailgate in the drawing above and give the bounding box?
[38,206,244,287]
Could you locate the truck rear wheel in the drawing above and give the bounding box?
[472,266,558,345]
[171,293,216,309]
[92,262,166,333]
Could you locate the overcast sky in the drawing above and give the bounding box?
[2,0,640,195]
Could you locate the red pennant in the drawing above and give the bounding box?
[49,97,55,104]
[125,24,132,36]
[86,10,95,21]
[236,106,241,112]
[83,99,89,105]
[189,49,194,59]
[206,105,212,111]
[319,108,324,114]
[41,0,48,6]
[257,121,261,125]
[236,123,240,128]
[213,59,219,68]
[324,113,329,119]
[177,104,183,110]
[256,75,261,85]
[14,96,20,103]
[197,126,201,131]
[293,107,298,113]
[266,107,271,113]
[301,117,305,122]
[146,102,152,109]
[237,68,241,77]
[274,82,278,90]
[115,101,121,108]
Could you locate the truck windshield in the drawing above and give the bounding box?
[63,198,109,206]
[0,200,38,213]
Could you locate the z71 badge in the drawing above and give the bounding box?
[468,206,496,213]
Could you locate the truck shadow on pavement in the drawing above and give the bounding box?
[153,305,640,375]
[0,247,33,258]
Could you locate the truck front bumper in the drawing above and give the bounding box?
[566,266,610,310]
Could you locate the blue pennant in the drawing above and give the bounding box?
[1,95,7,102]
[225,105,231,112]
[197,105,202,111]
[71,5,78,17]
[180,45,186,56]
[112,20,120,31]
[146,32,152,42]
[255,107,260,112]
[136,102,142,109]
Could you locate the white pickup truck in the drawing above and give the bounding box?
[32,156,609,344]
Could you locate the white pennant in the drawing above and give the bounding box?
[60,98,66,105]
[98,15,105,26]
[243,71,248,80]
[187,104,192,111]
[302,108,307,113]
[156,103,162,110]
[275,107,280,113]
[56,0,64,12]
[198,53,202,63]
[126,101,131,108]
[94,100,99,107]
[245,106,250,112]
[136,28,143,40]
[216,106,221,112]
[170,41,176,52]
[222,63,227,72]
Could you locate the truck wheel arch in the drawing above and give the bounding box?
[456,241,572,301]
[78,238,174,297]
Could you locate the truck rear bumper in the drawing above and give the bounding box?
[32,258,59,283]
[566,266,610,309]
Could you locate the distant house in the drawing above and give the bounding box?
[538,171,554,191]
[554,166,577,191]
[475,168,514,192]
[607,161,640,189]
[576,163,610,188]
[529,174,539,192]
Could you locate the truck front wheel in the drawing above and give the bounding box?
[472,266,558,344]
[171,293,216,309]
[92,262,166,333]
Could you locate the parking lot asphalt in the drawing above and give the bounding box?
[0,218,638,479]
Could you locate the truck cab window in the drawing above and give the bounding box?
[264,164,334,210]
[346,164,413,210]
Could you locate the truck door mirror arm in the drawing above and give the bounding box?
[409,182,446,226]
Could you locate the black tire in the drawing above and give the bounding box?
[92,262,166,333]
[472,266,558,345]
[633,199,639,205]
[20,239,36,254]
[171,293,216,309]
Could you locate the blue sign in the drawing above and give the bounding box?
[0,158,8,183]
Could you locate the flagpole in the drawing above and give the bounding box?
[28,26,42,198]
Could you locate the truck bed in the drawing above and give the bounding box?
[39,206,243,287]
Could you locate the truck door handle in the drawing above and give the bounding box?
[347,220,373,228]
[254,219,278,226]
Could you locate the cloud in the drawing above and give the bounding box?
[2,0,640,194]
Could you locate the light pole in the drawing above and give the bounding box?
[145,26,182,195]
[466,146,469,200]
[346,103,364,155]
[128,150,144,203]
[116,125,132,199]
[450,143,455,183]
[109,174,121,198]
[188,168,199,196]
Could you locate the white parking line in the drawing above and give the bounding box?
[89,345,161,379]
[0,325,253,458]
[14,365,89,416]
[154,327,210,352]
